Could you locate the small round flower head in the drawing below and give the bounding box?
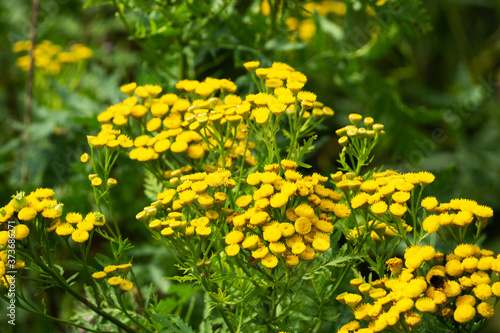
[418,171,435,184]
[92,271,106,281]
[261,254,278,268]
[252,246,269,259]
[473,205,493,219]
[285,254,299,266]
[389,203,407,217]
[107,276,123,286]
[72,229,89,243]
[225,244,240,257]
[195,226,211,237]
[477,302,494,318]
[462,256,479,273]
[445,260,464,277]
[18,206,37,221]
[119,279,133,292]
[415,297,437,313]
[492,282,500,297]
[454,244,481,258]
[55,223,75,236]
[421,196,438,211]
[120,82,137,95]
[371,201,388,215]
[344,293,362,307]
[294,217,312,235]
[13,224,30,240]
[473,284,492,300]
[454,304,476,323]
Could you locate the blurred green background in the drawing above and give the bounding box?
[1,0,499,331]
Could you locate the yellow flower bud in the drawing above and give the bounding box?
[80,153,90,163]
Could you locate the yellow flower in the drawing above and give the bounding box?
[72,229,89,243]
[66,212,83,224]
[85,212,106,226]
[473,205,493,219]
[252,107,270,124]
[196,226,211,237]
[453,211,474,227]
[368,200,388,215]
[225,230,244,245]
[252,246,269,259]
[351,192,370,209]
[18,206,37,221]
[333,203,350,218]
[92,271,107,280]
[261,254,278,268]
[477,302,494,318]
[55,223,75,236]
[295,204,314,218]
[462,256,478,273]
[119,279,134,292]
[269,242,286,254]
[423,215,440,233]
[120,82,137,95]
[225,244,240,256]
[344,293,362,307]
[13,224,30,240]
[454,304,476,323]
[421,196,438,211]
[77,220,94,231]
[454,243,480,258]
[91,177,102,187]
[473,284,492,300]
[243,61,260,72]
[250,211,270,225]
[418,171,435,184]
[285,254,299,266]
[392,191,410,203]
[415,297,437,313]
[294,217,312,235]
[108,276,123,286]
[312,238,329,252]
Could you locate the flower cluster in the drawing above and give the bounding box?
[338,242,500,332]
[13,40,92,75]
[136,168,233,240]
[224,160,349,269]
[0,189,106,244]
[92,263,134,292]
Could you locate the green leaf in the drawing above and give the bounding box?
[144,170,165,202]
[152,313,196,333]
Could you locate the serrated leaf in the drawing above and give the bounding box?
[144,170,165,202]
[152,313,196,333]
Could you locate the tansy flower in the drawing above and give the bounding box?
[371,201,388,215]
[270,193,288,208]
[344,293,362,307]
[473,205,493,219]
[72,229,89,243]
[261,254,278,268]
[13,224,30,240]
[454,305,476,323]
[405,312,421,326]
[279,223,295,237]
[423,215,440,233]
[196,226,211,237]
[445,260,463,277]
[477,302,494,318]
[243,61,260,72]
[418,171,435,184]
[351,192,370,209]
[389,203,407,217]
[119,279,134,292]
[312,238,329,252]
[454,243,480,258]
[295,204,314,218]
[225,230,244,245]
[456,295,476,307]
[108,276,123,286]
[269,242,286,254]
[56,223,75,236]
[252,246,269,259]
[453,211,474,227]
[294,217,312,235]
[250,211,270,225]
[392,191,410,203]
[462,256,478,273]
[421,196,438,211]
[92,271,106,280]
[66,212,83,224]
[415,297,437,312]
[18,206,37,221]
[286,255,299,266]
[473,284,492,300]
[263,226,282,242]
[225,244,240,256]
[241,235,260,250]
